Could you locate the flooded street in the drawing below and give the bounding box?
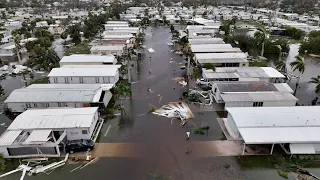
[1,27,319,180]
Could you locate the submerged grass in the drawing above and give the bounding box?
[28,77,49,85]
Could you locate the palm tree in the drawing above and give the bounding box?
[309,77,320,95]
[276,60,287,73]
[114,84,132,115]
[13,34,22,62]
[290,55,306,95]
[254,27,267,57]
[192,11,196,25]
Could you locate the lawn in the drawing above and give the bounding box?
[64,41,91,56]
[28,77,49,85]
[249,61,268,67]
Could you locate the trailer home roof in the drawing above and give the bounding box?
[226,106,320,144]
[8,107,98,130]
[60,54,116,63]
[47,67,118,77]
[4,84,109,103]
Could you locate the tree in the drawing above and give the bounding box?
[113,84,132,115]
[254,27,268,57]
[34,28,53,41]
[276,60,287,73]
[68,24,81,45]
[60,32,68,44]
[290,55,306,95]
[203,63,216,71]
[309,77,320,95]
[13,34,22,62]
[0,85,4,96]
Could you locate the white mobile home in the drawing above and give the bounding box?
[59,54,117,66]
[211,81,296,106]
[90,45,125,56]
[4,84,113,113]
[104,24,129,30]
[0,107,99,158]
[224,106,320,154]
[190,44,242,54]
[47,67,119,84]
[195,53,248,67]
[202,67,285,82]
[188,38,225,45]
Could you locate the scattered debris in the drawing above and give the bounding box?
[172,77,187,87]
[180,66,186,69]
[186,132,190,140]
[189,90,213,106]
[0,123,5,126]
[148,48,155,53]
[0,154,69,179]
[137,114,145,117]
[152,102,194,125]
[167,42,173,46]
[159,96,163,104]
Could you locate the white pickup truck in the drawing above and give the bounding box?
[196,79,212,87]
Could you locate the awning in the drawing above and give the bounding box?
[24,130,52,144]
[290,144,316,154]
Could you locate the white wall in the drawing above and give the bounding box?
[0,147,9,158]
[7,102,87,112]
[49,75,119,84]
[66,111,98,140]
[59,62,104,66]
[103,91,112,106]
[224,100,297,108]
[91,49,123,56]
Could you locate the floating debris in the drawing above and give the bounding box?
[153,102,194,125]
[148,48,155,53]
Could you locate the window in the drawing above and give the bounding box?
[26,103,31,108]
[95,77,100,83]
[79,77,84,83]
[54,78,58,83]
[45,103,49,108]
[253,102,263,107]
[33,103,37,107]
[64,77,69,83]
[58,102,62,107]
[103,77,110,83]
[82,130,88,134]
[214,88,217,93]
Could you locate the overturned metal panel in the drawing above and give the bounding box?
[153,102,194,120]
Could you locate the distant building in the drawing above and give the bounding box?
[90,45,125,56]
[59,54,117,66]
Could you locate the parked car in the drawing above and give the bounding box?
[65,139,95,154]
[196,79,212,87]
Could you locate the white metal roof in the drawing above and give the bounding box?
[47,67,118,77]
[226,106,320,144]
[203,67,284,79]
[188,38,224,45]
[195,52,247,60]
[274,83,294,93]
[191,44,233,53]
[0,130,22,146]
[27,84,114,91]
[4,85,104,103]
[106,21,129,24]
[60,54,115,63]
[90,45,124,51]
[61,65,122,69]
[24,130,52,144]
[8,107,98,130]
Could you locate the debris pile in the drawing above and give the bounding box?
[152,102,194,125]
[189,90,213,106]
[172,77,187,87]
